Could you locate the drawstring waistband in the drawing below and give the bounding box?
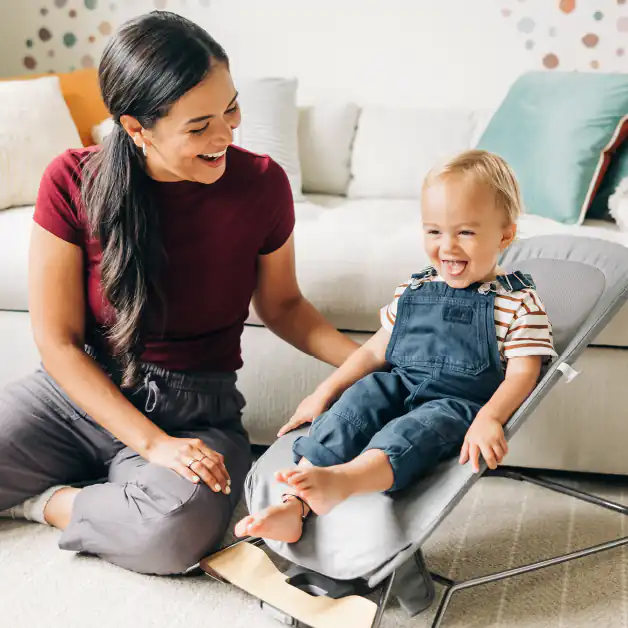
[144,373,160,413]
[83,344,238,400]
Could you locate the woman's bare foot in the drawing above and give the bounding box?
[234,499,305,543]
[280,466,352,515]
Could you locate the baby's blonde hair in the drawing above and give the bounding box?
[423,149,523,225]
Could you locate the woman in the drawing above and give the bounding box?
[0,11,357,575]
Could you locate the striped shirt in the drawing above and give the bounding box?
[380,276,557,362]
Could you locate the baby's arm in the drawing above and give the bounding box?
[459,355,542,473]
[277,327,391,436]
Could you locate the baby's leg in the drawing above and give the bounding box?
[291,371,409,467]
[274,397,475,520]
[275,371,409,515]
[236,372,409,539]
[365,398,475,492]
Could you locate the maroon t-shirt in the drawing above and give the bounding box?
[34,145,295,372]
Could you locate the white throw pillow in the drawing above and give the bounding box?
[609,176,628,232]
[92,117,115,145]
[298,103,360,196]
[348,107,475,199]
[235,77,304,201]
[0,76,82,210]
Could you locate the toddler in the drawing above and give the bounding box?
[236,149,556,543]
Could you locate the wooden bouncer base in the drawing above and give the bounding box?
[200,540,378,628]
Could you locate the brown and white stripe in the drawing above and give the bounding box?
[380,276,557,362]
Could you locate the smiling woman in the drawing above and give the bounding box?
[0,11,359,576]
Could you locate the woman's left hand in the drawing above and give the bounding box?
[459,414,508,473]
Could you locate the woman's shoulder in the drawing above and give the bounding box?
[35,147,99,245]
[43,146,100,187]
[227,144,287,187]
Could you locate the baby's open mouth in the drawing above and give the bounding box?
[441,260,468,276]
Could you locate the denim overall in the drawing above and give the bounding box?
[293,267,535,492]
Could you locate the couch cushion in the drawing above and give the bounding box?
[0,76,83,210]
[298,103,360,195]
[0,206,33,311]
[347,107,477,199]
[235,77,304,202]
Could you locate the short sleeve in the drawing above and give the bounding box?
[503,290,558,360]
[380,279,412,332]
[33,151,85,246]
[258,159,296,255]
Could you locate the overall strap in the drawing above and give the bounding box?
[409,266,438,290]
[496,271,536,293]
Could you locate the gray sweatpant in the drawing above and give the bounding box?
[0,358,251,575]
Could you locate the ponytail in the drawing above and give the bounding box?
[82,124,161,387]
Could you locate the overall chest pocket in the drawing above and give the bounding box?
[389,296,491,375]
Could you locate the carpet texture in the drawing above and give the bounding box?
[1,475,627,628]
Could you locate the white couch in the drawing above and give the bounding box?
[2,103,628,476]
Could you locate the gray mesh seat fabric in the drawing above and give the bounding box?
[243,235,628,621]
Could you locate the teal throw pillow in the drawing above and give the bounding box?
[477,71,628,225]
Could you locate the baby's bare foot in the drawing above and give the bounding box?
[284,467,351,515]
[234,500,304,543]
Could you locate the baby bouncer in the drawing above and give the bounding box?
[200,235,628,628]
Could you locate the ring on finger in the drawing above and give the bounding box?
[187,458,198,469]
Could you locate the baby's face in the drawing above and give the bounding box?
[421,175,516,289]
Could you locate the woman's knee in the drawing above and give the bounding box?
[115,486,233,575]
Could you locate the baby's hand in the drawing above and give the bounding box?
[277,393,330,437]
[459,414,508,473]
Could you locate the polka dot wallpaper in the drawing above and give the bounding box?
[7,1,628,76]
[17,0,210,74]
[501,0,628,71]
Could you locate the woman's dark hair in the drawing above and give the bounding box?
[82,11,228,387]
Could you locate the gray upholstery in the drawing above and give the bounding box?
[245,236,628,587]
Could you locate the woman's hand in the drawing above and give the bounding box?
[146,435,231,493]
[459,413,508,473]
[277,393,330,437]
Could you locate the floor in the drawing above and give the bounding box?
[1,473,628,628]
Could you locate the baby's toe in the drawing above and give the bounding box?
[247,516,263,533]
[275,468,296,483]
[234,515,254,537]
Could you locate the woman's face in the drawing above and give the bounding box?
[141,62,241,185]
